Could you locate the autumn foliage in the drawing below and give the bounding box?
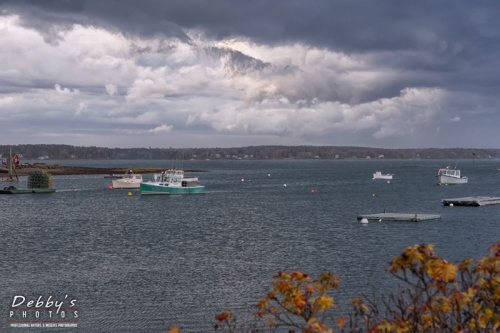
[172,242,500,332]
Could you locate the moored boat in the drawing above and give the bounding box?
[373,171,393,180]
[140,169,205,195]
[437,166,468,185]
[111,170,143,189]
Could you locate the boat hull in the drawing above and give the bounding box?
[373,175,393,180]
[140,183,205,195]
[112,180,141,189]
[438,175,468,185]
[373,172,393,180]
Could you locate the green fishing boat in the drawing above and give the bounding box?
[140,169,205,195]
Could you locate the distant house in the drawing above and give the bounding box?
[38,155,49,160]
[366,156,371,159]
[378,154,384,158]
[335,155,339,159]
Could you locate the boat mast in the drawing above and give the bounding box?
[8,148,19,182]
[8,148,12,180]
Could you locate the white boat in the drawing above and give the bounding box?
[437,166,468,185]
[373,171,393,180]
[111,170,143,189]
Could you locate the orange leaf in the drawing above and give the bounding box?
[169,326,180,333]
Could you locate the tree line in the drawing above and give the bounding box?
[1,144,499,160]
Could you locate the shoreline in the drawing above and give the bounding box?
[0,164,206,176]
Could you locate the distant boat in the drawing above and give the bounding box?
[373,171,393,180]
[437,166,468,185]
[111,170,143,189]
[140,169,205,195]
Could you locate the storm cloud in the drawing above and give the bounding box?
[0,0,499,148]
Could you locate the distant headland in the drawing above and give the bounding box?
[1,144,499,160]
[3,164,204,176]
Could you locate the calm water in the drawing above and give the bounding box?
[1,159,499,332]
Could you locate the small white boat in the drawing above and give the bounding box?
[437,166,468,185]
[111,170,143,189]
[373,171,393,180]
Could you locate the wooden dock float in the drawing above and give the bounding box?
[0,188,56,194]
[357,212,441,222]
[442,196,500,207]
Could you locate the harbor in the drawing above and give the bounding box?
[1,158,499,332]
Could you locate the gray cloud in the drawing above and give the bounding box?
[3,1,498,52]
[0,0,499,148]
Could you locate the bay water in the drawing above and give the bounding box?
[1,159,499,332]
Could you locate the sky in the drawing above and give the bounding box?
[0,0,499,148]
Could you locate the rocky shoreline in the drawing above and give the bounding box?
[1,163,206,176]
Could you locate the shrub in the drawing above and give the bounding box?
[170,241,500,332]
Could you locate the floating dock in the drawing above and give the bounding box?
[0,187,55,194]
[357,212,441,222]
[442,196,500,207]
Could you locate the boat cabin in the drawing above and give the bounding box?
[122,174,142,180]
[156,169,185,184]
[438,167,460,178]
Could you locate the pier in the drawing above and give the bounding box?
[357,212,441,222]
[442,196,500,207]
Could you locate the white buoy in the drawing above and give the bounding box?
[387,180,390,184]
[361,218,369,224]
[449,203,454,207]
[268,174,271,177]
[283,184,287,187]
[379,219,382,222]
[241,178,245,182]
